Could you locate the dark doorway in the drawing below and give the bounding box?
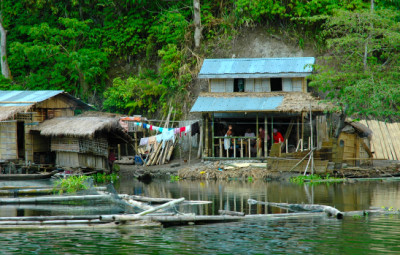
[17,121,25,159]
[234,78,245,92]
[271,78,282,91]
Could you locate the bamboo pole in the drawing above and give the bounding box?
[212,114,215,157]
[265,117,268,157]
[248,199,343,219]
[137,197,185,216]
[240,139,243,158]
[219,138,222,157]
[248,138,251,158]
[0,194,112,204]
[197,124,203,159]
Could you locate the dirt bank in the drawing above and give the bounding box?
[117,157,400,181]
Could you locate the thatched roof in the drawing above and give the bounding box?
[191,92,333,113]
[33,116,126,139]
[0,106,31,121]
[344,120,373,138]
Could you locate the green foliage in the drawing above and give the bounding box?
[103,73,167,114]
[94,173,119,184]
[8,17,109,101]
[53,175,90,195]
[2,0,400,120]
[310,8,400,119]
[170,175,181,182]
[290,174,322,184]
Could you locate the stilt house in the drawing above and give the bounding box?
[0,90,91,163]
[191,57,332,159]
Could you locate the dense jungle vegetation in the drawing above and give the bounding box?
[0,0,399,120]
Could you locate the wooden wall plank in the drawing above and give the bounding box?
[378,121,395,160]
[386,123,400,160]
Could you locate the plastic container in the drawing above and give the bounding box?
[134,155,143,165]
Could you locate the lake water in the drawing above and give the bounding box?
[1,177,400,254]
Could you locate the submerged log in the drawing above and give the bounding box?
[248,199,343,219]
[218,210,245,216]
[118,194,211,204]
[0,194,112,204]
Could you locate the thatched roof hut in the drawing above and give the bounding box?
[0,106,31,121]
[33,116,132,142]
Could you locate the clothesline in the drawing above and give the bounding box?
[130,121,200,148]
[124,121,199,135]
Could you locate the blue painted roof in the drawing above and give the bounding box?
[198,57,315,78]
[0,90,64,106]
[190,96,284,112]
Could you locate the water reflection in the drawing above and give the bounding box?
[118,177,400,214]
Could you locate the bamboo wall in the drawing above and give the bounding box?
[0,121,17,160]
[359,120,400,160]
[56,151,107,169]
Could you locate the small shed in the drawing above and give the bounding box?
[0,90,91,163]
[333,121,373,166]
[33,116,132,170]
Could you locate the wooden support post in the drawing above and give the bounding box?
[301,113,304,151]
[197,124,203,159]
[286,139,288,153]
[240,139,243,158]
[205,116,209,157]
[297,116,300,152]
[188,133,192,165]
[219,138,222,157]
[264,117,268,157]
[256,114,260,157]
[212,114,215,157]
[233,138,236,158]
[118,144,121,160]
[248,138,251,158]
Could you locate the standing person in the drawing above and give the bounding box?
[108,149,116,172]
[273,128,284,143]
[224,129,232,151]
[256,127,270,155]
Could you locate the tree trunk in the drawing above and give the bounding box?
[193,0,201,48]
[0,12,11,79]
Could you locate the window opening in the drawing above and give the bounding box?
[270,78,282,91]
[234,78,245,92]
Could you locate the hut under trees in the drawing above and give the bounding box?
[0,90,91,165]
[32,114,133,170]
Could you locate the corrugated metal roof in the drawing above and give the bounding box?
[198,57,315,78]
[0,90,64,106]
[190,96,284,112]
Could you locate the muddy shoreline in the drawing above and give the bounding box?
[118,158,400,181]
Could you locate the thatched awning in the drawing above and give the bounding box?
[33,116,131,141]
[0,106,32,121]
[190,92,333,113]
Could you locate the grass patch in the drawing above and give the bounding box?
[53,175,91,195]
[290,174,344,184]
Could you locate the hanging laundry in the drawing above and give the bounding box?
[143,123,147,129]
[150,125,153,131]
[185,125,191,136]
[156,134,163,143]
[179,126,186,137]
[148,136,157,145]
[191,122,200,136]
[139,137,149,146]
